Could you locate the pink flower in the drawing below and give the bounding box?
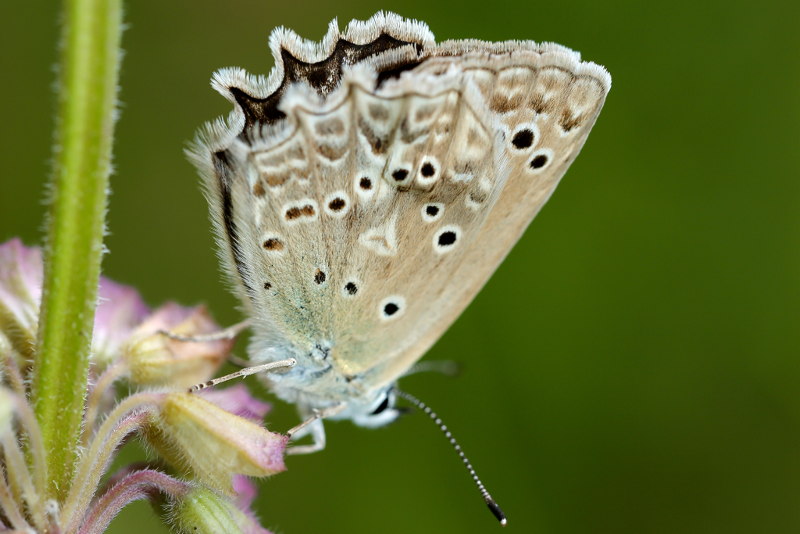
[0,239,150,365]
[0,239,285,534]
[124,303,233,387]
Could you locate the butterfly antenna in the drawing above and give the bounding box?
[395,389,507,526]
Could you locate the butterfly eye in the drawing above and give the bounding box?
[351,389,401,429]
[370,395,390,415]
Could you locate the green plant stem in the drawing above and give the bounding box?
[32,0,123,500]
[62,393,164,532]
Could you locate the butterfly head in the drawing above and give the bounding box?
[343,385,403,428]
[250,337,404,428]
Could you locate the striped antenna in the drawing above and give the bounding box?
[187,358,296,392]
[395,389,507,526]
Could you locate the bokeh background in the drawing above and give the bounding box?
[2,1,799,533]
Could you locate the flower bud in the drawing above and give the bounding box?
[147,393,287,491]
[125,304,232,388]
[171,487,245,534]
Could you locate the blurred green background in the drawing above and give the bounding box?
[2,1,799,533]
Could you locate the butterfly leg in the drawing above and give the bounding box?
[158,319,251,342]
[286,418,326,455]
[286,404,345,455]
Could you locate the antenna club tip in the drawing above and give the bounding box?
[486,499,507,526]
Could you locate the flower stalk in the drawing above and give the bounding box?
[32,0,123,499]
[80,469,192,534]
[62,393,164,531]
[0,0,290,531]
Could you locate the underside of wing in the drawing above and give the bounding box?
[189,12,610,403]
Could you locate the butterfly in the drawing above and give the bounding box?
[189,12,609,464]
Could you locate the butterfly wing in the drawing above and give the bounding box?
[369,42,611,386]
[190,13,610,407]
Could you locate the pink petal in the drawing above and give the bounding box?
[231,474,258,509]
[201,384,271,423]
[94,277,150,362]
[231,477,273,534]
[0,239,43,334]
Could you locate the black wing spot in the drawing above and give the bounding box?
[530,154,548,169]
[438,231,457,246]
[328,197,346,211]
[392,169,409,181]
[511,129,534,149]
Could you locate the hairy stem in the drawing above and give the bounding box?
[12,394,49,510]
[79,469,191,534]
[31,0,123,499]
[81,362,128,446]
[1,434,45,530]
[62,393,163,532]
[0,467,30,531]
